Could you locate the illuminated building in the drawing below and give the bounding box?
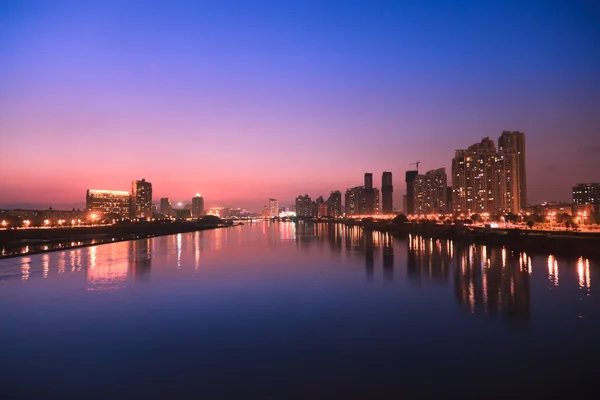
[131,179,152,218]
[86,189,131,218]
[382,172,393,214]
[160,198,173,217]
[268,198,278,218]
[326,191,342,217]
[345,187,362,216]
[452,133,526,216]
[295,195,312,217]
[405,170,418,215]
[573,183,599,213]
[192,194,205,218]
[498,131,527,209]
[413,168,448,215]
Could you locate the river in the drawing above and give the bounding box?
[1,221,598,398]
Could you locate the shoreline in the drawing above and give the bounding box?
[0,222,234,260]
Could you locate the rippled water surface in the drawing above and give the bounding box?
[1,222,599,398]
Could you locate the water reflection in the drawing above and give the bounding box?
[407,234,451,284]
[131,239,152,283]
[453,244,531,324]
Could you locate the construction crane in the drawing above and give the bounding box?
[409,161,420,172]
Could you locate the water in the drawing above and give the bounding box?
[1,221,598,398]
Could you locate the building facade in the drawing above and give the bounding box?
[405,170,418,215]
[573,183,600,210]
[326,191,342,217]
[413,168,448,215]
[192,194,205,218]
[295,195,312,217]
[86,190,131,218]
[381,172,393,214]
[452,133,526,216]
[131,178,153,219]
[268,198,279,218]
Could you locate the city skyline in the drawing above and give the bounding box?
[1,1,599,211]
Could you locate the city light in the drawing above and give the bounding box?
[1,220,6,227]
[44,219,50,225]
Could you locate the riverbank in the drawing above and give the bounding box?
[363,221,600,257]
[0,221,235,259]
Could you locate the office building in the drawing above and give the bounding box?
[192,194,205,218]
[413,168,448,215]
[295,195,312,217]
[405,171,418,215]
[268,198,278,218]
[86,190,131,218]
[160,198,173,217]
[131,178,152,219]
[382,172,393,214]
[326,191,342,217]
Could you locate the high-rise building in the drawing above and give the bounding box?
[573,183,600,213]
[295,195,312,217]
[498,131,527,209]
[160,198,173,217]
[364,173,373,190]
[413,168,448,215]
[192,194,205,218]
[382,172,393,214]
[452,138,497,216]
[405,171,418,215]
[452,133,526,216]
[131,178,152,219]
[86,190,131,218]
[345,186,362,216]
[268,198,278,218]
[326,190,342,217]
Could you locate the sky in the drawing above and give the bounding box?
[1,0,599,211]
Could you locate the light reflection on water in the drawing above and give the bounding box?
[0,221,599,397]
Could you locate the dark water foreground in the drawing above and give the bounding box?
[1,222,599,398]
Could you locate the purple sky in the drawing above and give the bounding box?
[1,0,599,211]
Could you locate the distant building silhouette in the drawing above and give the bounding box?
[191,194,205,218]
[405,171,418,215]
[86,189,131,218]
[131,178,152,219]
[160,197,173,217]
[381,172,393,214]
[326,190,342,217]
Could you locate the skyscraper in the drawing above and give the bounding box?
[131,178,152,219]
[498,131,526,209]
[345,187,362,216]
[382,172,393,214]
[268,198,279,218]
[192,194,205,218]
[364,173,373,190]
[295,195,312,217]
[452,133,526,216]
[326,190,342,217]
[405,171,418,215]
[413,168,448,215]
